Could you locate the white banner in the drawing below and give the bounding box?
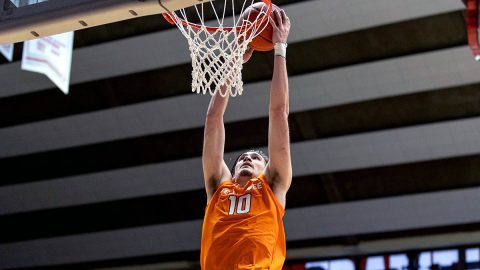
[10,0,43,8]
[0,44,14,62]
[21,32,74,94]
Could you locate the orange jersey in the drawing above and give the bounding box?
[200,174,286,270]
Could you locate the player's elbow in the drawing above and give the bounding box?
[269,106,289,118]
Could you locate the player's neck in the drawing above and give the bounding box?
[233,174,255,187]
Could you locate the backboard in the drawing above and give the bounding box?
[0,0,205,44]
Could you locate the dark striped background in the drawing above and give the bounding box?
[1,0,479,269]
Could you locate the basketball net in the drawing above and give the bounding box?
[163,0,272,97]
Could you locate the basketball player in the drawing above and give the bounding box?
[201,8,291,270]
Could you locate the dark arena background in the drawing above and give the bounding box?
[1,0,480,269]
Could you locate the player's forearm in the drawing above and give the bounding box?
[204,85,229,173]
[206,85,230,118]
[203,86,228,185]
[269,55,289,115]
[202,120,226,175]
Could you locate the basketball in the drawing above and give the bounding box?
[240,2,281,51]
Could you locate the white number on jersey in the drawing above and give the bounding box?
[228,194,252,215]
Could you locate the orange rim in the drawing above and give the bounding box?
[162,0,273,33]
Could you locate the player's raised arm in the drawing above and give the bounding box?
[202,88,232,201]
[266,9,292,208]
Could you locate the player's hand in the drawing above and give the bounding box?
[271,8,290,44]
[243,46,254,63]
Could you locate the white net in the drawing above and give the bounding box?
[164,0,271,97]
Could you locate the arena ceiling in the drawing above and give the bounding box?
[1,0,480,269]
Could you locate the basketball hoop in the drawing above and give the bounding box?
[162,0,272,97]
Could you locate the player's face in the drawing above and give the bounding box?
[234,151,266,178]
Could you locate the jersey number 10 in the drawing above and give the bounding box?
[228,194,252,215]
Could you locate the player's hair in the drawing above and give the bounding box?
[230,150,269,175]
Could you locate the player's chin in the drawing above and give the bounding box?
[238,168,253,177]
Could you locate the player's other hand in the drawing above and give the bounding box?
[243,46,254,63]
[271,9,291,44]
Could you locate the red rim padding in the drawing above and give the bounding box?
[162,0,272,33]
